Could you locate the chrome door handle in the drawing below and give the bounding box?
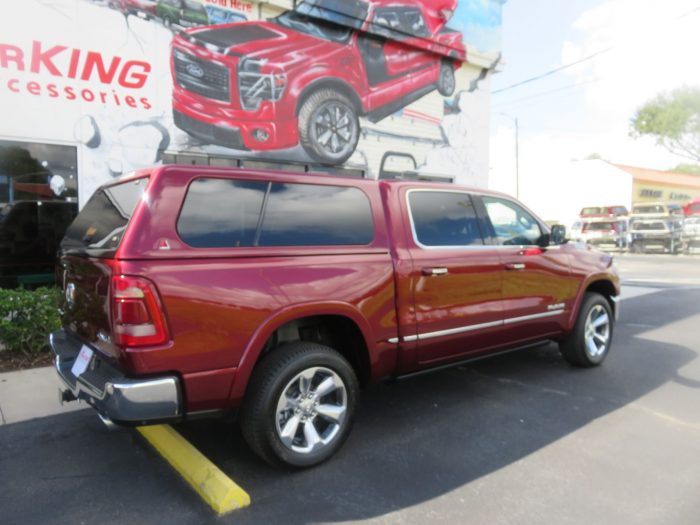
[505,263,526,271]
[422,267,449,276]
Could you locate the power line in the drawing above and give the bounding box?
[492,78,599,109]
[492,4,700,96]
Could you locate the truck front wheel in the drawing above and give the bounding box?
[240,342,359,468]
[298,89,360,165]
[559,292,614,367]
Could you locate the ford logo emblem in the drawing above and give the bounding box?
[65,283,76,309]
[186,63,205,78]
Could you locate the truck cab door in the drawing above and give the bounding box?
[476,195,574,343]
[400,189,504,371]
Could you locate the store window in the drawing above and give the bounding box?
[0,140,78,288]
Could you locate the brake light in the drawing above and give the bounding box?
[111,275,169,347]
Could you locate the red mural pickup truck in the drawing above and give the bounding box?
[52,165,619,467]
[171,0,465,165]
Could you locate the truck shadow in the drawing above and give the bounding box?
[177,286,700,524]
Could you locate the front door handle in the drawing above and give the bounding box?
[422,267,449,276]
[505,263,526,271]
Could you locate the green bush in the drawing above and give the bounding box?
[0,287,62,356]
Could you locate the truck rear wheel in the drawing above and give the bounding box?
[240,342,359,468]
[298,89,360,165]
[559,292,614,367]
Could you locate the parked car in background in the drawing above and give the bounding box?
[581,219,628,252]
[629,218,683,254]
[631,202,684,218]
[205,5,247,26]
[580,205,628,220]
[52,165,619,468]
[683,197,700,254]
[569,220,583,242]
[0,200,78,288]
[158,0,208,28]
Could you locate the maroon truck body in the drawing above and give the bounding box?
[53,165,620,466]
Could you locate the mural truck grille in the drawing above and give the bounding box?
[174,52,230,102]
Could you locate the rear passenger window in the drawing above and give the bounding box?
[177,179,374,248]
[408,191,484,247]
[259,184,374,246]
[178,178,267,248]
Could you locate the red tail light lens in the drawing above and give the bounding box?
[111,275,169,347]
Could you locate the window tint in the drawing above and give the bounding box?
[259,184,373,246]
[483,196,542,246]
[408,191,484,247]
[178,178,267,248]
[62,178,148,255]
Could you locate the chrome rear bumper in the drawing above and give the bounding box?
[50,330,181,425]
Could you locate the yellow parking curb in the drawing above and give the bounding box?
[137,425,251,516]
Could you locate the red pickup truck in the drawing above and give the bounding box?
[52,166,619,467]
[171,0,465,164]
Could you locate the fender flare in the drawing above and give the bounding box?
[229,301,375,402]
[567,274,620,330]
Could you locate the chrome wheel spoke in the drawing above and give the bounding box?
[591,314,609,329]
[316,403,345,424]
[586,336,599,357]
[314,376,339,399]
[593,332,607,345]
[318,129,333,146]
[298,369,316,396]
[279,415,301,448]
[303,420,322,451]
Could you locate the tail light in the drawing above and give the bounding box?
[111,275,169,347]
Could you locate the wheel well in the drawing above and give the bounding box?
[261,315,371,385]
[585,280,617,311]
[296,79,363,116]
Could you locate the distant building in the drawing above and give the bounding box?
[612,164,700,204]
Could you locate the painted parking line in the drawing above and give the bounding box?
[137,425,251,516]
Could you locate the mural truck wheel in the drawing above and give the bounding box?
[299,89,359,165]
[437,60,456,97]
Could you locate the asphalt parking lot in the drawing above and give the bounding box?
[1,254,699,525]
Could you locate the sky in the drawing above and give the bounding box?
[488,0,700,212]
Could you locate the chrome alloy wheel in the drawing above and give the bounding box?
[275,367,348,455]
[311,103,357,159]
[584,305,611,359]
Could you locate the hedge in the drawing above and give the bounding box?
[0,287,62,356]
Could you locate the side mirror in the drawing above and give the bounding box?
[551,225,567,245]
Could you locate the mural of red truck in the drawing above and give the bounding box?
[171,0,466,164]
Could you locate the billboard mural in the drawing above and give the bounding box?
[0,0,505,205]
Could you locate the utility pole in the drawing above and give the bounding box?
[514,117,520,200]
[500,113,520,199]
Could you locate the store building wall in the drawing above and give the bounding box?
[1,0,504,204]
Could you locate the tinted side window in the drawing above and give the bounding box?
[408,191,484,247]
[178,178,267,248]
[259,184,373,246]
[482,196,542,246]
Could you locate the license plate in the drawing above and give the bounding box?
[71,346,94,377]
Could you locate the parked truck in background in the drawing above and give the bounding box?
[51,165,620,468]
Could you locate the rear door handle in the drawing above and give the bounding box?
[422,267,449,276]
[505,263,526,271]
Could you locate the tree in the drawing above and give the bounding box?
[631,86,700,162]
[673,163,700,176]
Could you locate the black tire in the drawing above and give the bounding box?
[437,60,456,97]
[240,342,359,468]
[559,292,614,367]
[298,89,360,165]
